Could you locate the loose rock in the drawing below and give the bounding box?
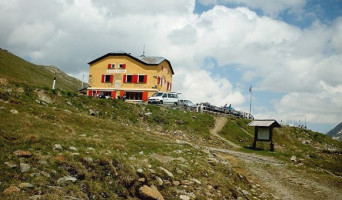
[10,109,19,114]
[69,146,78,151]
[4,161,17,168]
[159,167,174,178]
[173,180,180,186]
[179,195,190,200]
[137,168,144,174]
[18,183,34,189]
[191,178,201,185]
[53,144,63,151]
[84,157,93,163]
[139,185,164,200]
[156,176,163,186]
[20,163,30,173]
[14,150,32,158]
[3,186,20,195]
[57,176,77,184]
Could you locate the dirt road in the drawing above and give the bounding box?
[208,116,342,200]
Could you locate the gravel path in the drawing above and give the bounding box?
[206,116,342,200]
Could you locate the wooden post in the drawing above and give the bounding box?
[252,127,257,149]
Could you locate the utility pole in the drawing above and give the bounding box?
[249,86,252,118]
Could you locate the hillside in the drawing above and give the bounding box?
[1,81,342,199]
[0,48,84,91]
[327,122,342,141]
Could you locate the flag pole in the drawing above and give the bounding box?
[249,86,252,118]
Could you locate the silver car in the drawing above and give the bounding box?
[178,99,195,107]
[148,92,179,105]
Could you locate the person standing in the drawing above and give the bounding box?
[228,104,232,114]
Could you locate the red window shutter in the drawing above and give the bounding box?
[88,90,92,96]
[143,75,147,83]
[101,75,105,83]
[132,75,138,83]
[107,64,111,69]
[142,91,148,101]
[110,75,113,83]
[111,91,116,99]
[157,77,160,85]
[121,64,126,69]
[167,82,169,90]
[120,91,125,97]
[123,75,126,83]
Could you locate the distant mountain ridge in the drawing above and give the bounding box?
[0,48,84,91]
[327,122,342,141]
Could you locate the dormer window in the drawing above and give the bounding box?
[119,64,126,69]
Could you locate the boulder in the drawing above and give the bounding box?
[290,156,297,162]
[139,185,164,200]
[14,150,32,158]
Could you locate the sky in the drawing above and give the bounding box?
[0,0,341,133]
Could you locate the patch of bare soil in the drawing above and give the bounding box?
[210,117,241,149]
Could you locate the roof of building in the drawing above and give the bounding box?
[88,52,174,74]
[247,119,281,127]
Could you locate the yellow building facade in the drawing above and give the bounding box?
[87,52,174,101]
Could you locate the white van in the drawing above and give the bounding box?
[148,92,179,105]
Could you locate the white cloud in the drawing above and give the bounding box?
[175,69,245,106]
[198,0,306,17]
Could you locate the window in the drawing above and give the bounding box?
[138,75,147,83]
[102,75,113,83]
[152,92,163,97]
[124,75,132,83]
[126,92,142,100]
[108,64,115,69]
[119,64,126,69]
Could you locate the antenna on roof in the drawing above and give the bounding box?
[141,44,145,57]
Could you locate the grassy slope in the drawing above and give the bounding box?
[0,81,254,199]
[218,117,342,176]
[0,48,83,91]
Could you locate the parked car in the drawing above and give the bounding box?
[148,92,179,105]
[178,100,196,107]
